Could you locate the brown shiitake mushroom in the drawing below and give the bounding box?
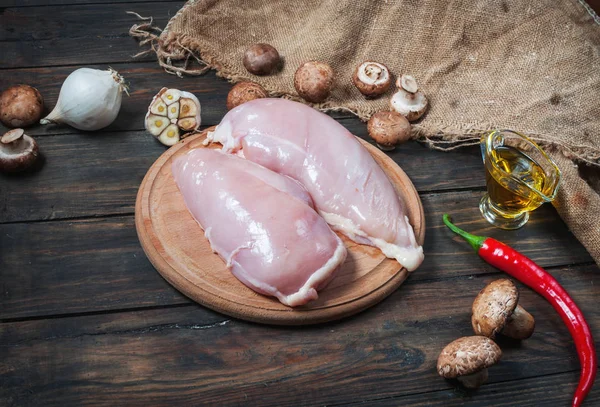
[437,336,502,389]
[471,279,535,340]
[0,85,44,128]
[390,74,429,122]
[226,82,268,110]
[243,43,281,76]
[367,111,411,151]
[294,61,335,103]
[353,62,392,98]
[0,128,39,173]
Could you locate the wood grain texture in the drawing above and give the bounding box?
[0,130,161,223]
[0,63,353,137]
[0,3,179,41]
[136,129,424,324]
[357,371,600,407]
[1,1,599,405]
[0,2,182,68]
[1,194,593,320]
[1,265,598,406]
[0,216,187,320]
[7,0,597,11]
[0,64,235,136]
[0,37,155,70]
[0,0,181,6]
[0,127,485,224]
[0,2,182,29]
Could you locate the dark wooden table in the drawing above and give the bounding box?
[1,1,600,406]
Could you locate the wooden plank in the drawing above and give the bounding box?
[0,2,182,69]
[0,2,182,42]
[354,371,600,406]
[0,37,155,69]
[0,129,484,223]
[2,0,599,12]
[0,63,355,137]
[1,264,598,406]
[1,1,180,7]
[0,64,233,136]
[0,130,163,223]
[0,196,593,320]
[419,191,594,277]
[0,216,187,320]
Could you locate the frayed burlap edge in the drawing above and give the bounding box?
[127,9,600,169]
[127,3,600,265]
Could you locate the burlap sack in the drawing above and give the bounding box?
[130,0,600,264]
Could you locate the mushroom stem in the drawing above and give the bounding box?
[0,129,39,173]
[457,369,489,389]
[501,305,535,339]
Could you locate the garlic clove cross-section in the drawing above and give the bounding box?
[167,102,180,121]
[145,88,201,146]
[177,118,197,132]
[149,99,168,116]
[179,97,199,119]
[146,114,169,136]
[161,88,182,105]
[158,124,181,147]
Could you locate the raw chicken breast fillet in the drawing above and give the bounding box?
[172,148,346,307]
[206,98,424,271]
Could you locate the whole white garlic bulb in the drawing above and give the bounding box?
[40,68,127,131]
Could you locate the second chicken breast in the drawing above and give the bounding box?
[172,148,346,307]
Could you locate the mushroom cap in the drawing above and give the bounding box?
[398,74,419,94]
[226,82,268,110]
[0,129,39,172]
[243,43,281,76]
[294,61,334,103]
[437,336,502,378]
[472,279,519,339]
[352,62,392,98]
[390,88,428,122]
[0,84,44,128]
[367,111,411,149]
[502,304,536,340]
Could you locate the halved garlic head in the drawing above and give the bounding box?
[145,87,201,146]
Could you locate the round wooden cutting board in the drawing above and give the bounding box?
[135,127,425,325]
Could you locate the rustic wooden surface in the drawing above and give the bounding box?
[1,1,599,406]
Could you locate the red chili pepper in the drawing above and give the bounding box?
[443,214,596,407]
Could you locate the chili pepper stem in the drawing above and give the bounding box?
[442,214,486,253]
